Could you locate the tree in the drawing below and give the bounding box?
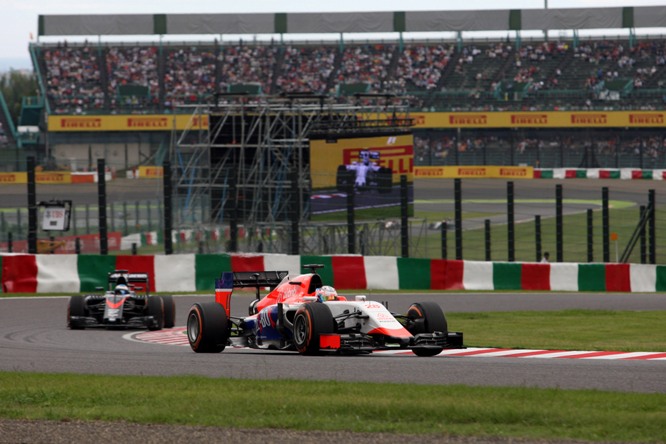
[0,70,38,127]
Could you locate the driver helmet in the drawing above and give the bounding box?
[114,284,130,295]
[315,286,338,302]
[359,150,371,165]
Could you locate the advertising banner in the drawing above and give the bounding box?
[48,114,209,132]
[310,134,413,189]
[309,133,414,215]
[0,172,72,184]
[380,111,666,129]
[0,172,27,184]
[138,166,163,179]
[414,166,534,179]
[47,111,664,133]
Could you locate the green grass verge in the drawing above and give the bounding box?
[0,373,664,443]
[118,199,665,264]
[450,310,666,352]
[415,202,665,263]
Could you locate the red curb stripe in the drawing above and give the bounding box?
[444,348,509,356]
[556,351,625,359]
[496,349,568,358]
[623,352,666,360]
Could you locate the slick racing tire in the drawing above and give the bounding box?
[147,296,165,331]
[407,301,448,357]
[376,167,393,194]
[293,303,335,355]
[161,295,176,328]
[187,302,229,353]
[67,295,86,330]
[336,165,356,192]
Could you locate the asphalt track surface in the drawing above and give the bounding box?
[1,178,666,396]
[1,293,665,394]
[1,176,663,213]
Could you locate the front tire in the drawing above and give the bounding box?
[293,303,335,355]
[67,295,86,330]
[162,295,176,328]
[187,302,229,353]
[407,301,448,357]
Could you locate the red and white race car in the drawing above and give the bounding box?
[187,264,463,356]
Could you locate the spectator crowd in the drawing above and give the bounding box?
[37,38,666,114]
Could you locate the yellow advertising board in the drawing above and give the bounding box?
[414,166,534,179]
[48,114,209,132]
[0,172,72,184]
[48,110,665,132]
[0,172,27,184]
[310,134,413,189]
[361,111,666,128]
[36,171,72,184]
[138,166,163,179]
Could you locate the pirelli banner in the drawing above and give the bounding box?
[0,172,72,184]
[49,111,664,132]
[48,115,209,132]
[138,166,163,179]
[368,111,666,128]
[414,166,534,179]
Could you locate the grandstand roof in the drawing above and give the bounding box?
[38,7,666,36]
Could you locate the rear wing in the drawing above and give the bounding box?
[215,270,288,317]
[107,270,150,293]
[218,271,289,289]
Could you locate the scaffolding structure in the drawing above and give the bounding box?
[170,95,412,230]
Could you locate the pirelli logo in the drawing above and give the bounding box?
[629,114,664,125]
[414,168,444,177]
[61,118,102,129]
[411,114,426,125]
[571,114,607,125]
[449,115,487,126]
[0,175,17,183]
[458,167,487,177]
[37,173,68,183]
[191,115,209,127]
[511,114,548,125]
[500,168,528,177]
[128,117,169,128]
[140,166,163,178]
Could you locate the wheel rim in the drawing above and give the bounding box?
[293,314,307,346]
[187,312,200,343]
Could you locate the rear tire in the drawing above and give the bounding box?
[162,295,176,328]
[376,167,393,194]
[67,295,86,330]
[187,302,229,353]
[407,301,448,357]
[293,303,335,355]
[147,296,164,331]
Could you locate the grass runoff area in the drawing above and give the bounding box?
[1,309,665,442]
[313,197,666,264]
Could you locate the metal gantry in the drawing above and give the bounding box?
[170,96,409,229]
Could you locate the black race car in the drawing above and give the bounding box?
[67,270,175,330]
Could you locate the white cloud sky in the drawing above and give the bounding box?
[1,0,665,69]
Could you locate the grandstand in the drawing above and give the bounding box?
[1,6,665,175]
[31,36,666,115]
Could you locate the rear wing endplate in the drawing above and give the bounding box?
[214,270,288,318]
